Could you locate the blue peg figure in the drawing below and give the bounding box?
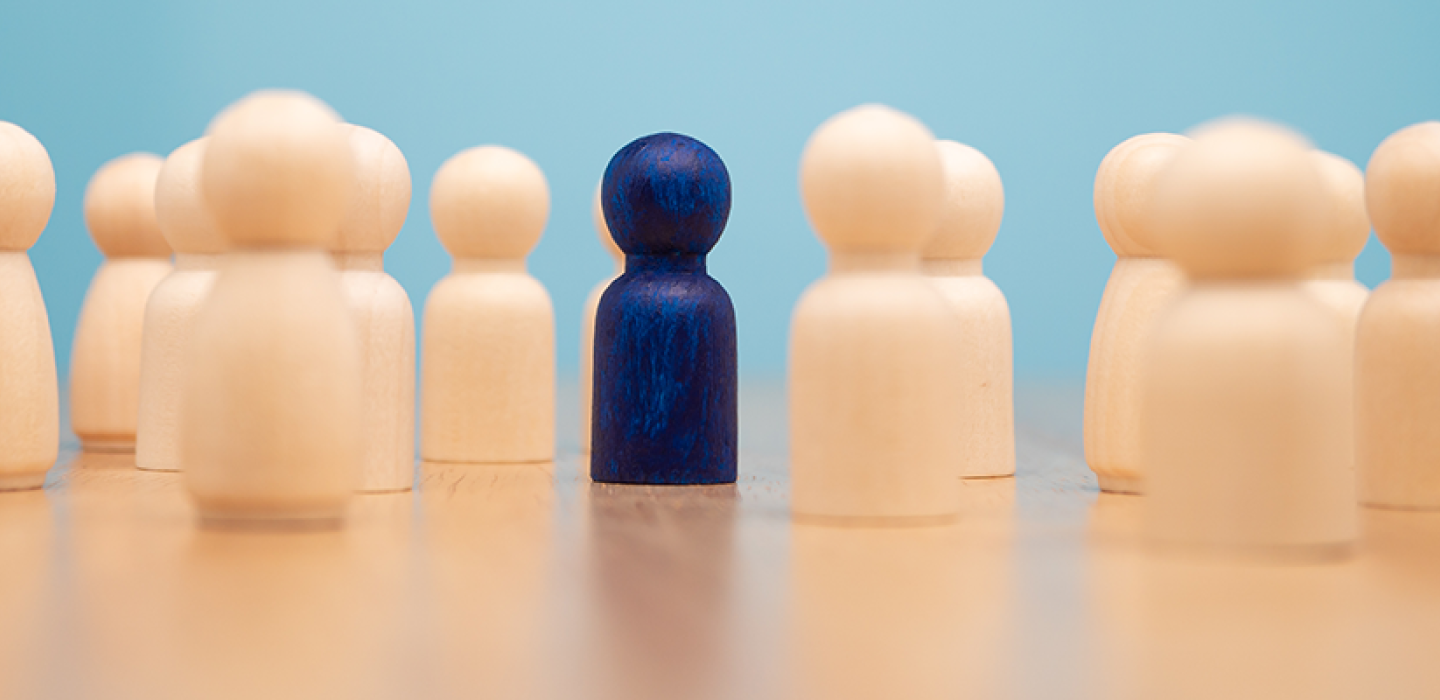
[591,133,738,484]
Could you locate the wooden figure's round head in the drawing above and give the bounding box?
[83,153,169,258]
[601,133,731,256]
[1365,122,1440,256]
[335,124,411,254]
[155,138,228,255]
[1152,118,1324,279]
[923,139,1004,261]
[202,90,354,249]
[799,104,943,255]
[1311,151,1370,265]
[592,184,621,262]
[0,121,56,253]
[430,145,549,259]
[1093,132,1190,258]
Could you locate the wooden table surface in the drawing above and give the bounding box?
[2,380,1437,700]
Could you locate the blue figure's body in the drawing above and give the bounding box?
[591,133,737,484]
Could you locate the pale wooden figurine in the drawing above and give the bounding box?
[921,139,1014,479]
[183,91,361,526]
[1357,122,1440,510]
[1084,133,1189,494]
[1301,151,1371,324]
[1301,151,1370,487]
[333,124,416,492]
[1142,119,1355,554]
[421,146,555,464]
[580,186,623,455]
[70,153,172,452]
[0,122,59,491]
[790,104,964,523]
[135,138,227,472]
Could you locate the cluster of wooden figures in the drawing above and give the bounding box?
[0,90,1435,551]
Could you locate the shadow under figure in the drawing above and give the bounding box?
[591,132,737,485]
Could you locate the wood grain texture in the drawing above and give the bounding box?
[4,383,1439,700]
[1358,122,1440,509]
[0,122,58,491]
[591,133,737,485]
[422,145,555,464]
[579,187,623,455]
[183,91,361,525]
[922,139,1015,479]
[1143,119,1355,553]
[789,105,963,521]
[70,153,171,453]
[1084,133,1188,494]
[335,124,416,492]
[136,138,225,473]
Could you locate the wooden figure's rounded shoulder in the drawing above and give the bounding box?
[793,274,954,328]
[599,272,734,314]
[929,274,1009,309]
[1359,279,1440,330]
[1155,287,1344,348]
[426,271,550,306]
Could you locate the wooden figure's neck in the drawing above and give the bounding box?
[453,258,527,274]
[176,253,223,272]
[920,258,982,276]
[1390,254,1440,280]
[334,252,385,272]
[828,252,919,274]
[625,253,706,274]
[1307,261,1355,281]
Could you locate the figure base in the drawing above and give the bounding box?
[1097,473,1144,495]
[0,472,47,492]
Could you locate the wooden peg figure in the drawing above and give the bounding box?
[789,105,964,522]
[1142,118,1355,554]
[1302,151,1370,485]
[71,153,172,452]
[135,138,227,472]
[0,122,59,491]
[580,185,623,455]
[422,145,555,464]
[1358,122,1440,510]
[183,90,362,527]
[1303,151,1371,325]
[921,139,1014,479]
[591,133,737,484]
[334,124,416,492]
[1084,133,1189,494]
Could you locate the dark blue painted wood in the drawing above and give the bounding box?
[591,133,737,485]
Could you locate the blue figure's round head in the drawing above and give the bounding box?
[601,133,731,256]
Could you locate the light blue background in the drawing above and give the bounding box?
[3,0,1438,380]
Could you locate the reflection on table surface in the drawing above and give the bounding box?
[1,383,1438,699]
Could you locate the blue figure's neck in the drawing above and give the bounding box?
[626,253,706,274]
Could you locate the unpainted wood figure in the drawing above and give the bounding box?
[789,104,965,523]
[422,146,555,464]
[1142,118,1355,554]
[333,124,416,492]
[1357,122,1440,510]
[135,138,227,472]
[0,122,59,491]
[1302,151,1370,487]
[1084,133,1189,495]
[921,139,1014,479]
[71,153,172,452]
[580,186,623,455]
[183,91,362,527]
[1302,151,1371,324]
